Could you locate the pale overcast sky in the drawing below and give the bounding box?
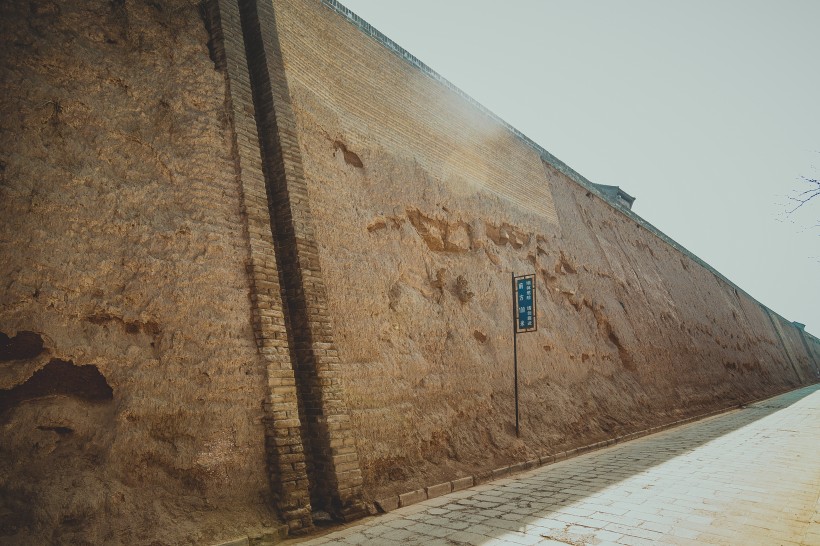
[340,0,820,335]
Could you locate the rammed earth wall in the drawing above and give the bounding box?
[0,0,818,544]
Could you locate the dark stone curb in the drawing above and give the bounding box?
[209,526,288,546]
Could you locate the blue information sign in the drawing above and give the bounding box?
[511,272,536,437]
[514,274,536,332]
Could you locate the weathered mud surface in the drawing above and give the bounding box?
[0,1,277,544]
[273,0,815,502]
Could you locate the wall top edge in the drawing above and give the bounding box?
[319,0,806,333]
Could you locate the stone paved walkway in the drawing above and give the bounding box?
[292,385,820,545]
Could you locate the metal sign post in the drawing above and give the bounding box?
[512,273,537,438]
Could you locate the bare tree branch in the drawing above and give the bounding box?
[787,176,820,213]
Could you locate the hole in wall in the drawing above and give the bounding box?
[37,425,74,435]
[0,359,113,416]
[198,0,224,71]
[454,275,474,304]
[0,331,45,362]
[85,313,160,336]
[333,140,363,168]
[608,331,635,371]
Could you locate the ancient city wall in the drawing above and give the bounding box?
[270,0,819,502]
[1,0,817,544]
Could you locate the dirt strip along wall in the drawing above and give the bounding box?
[270,0,818,502]
[0,1,282,544]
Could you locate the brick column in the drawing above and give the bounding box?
[237,0,367,522]
[202,0,313,532]
[795,328,820,378]
[764,308,805,384]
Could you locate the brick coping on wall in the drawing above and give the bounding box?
[320,0,816,337]
[209,381,817,546]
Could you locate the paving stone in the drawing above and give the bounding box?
[615,535,663,546]
[497,530,544,545]
[437,518,470,531]
[444,530,488,545]
[424,507,449,516]
[526,520,566,533]
[337,532,367,545]
[404,522,452,538]
[422,516,451,527]
[591,529,625,542]
[481,517,526,532]
[380,528,413,541]
[454,513,487,524]
[382,518,412,529]
[639,520,674,534]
